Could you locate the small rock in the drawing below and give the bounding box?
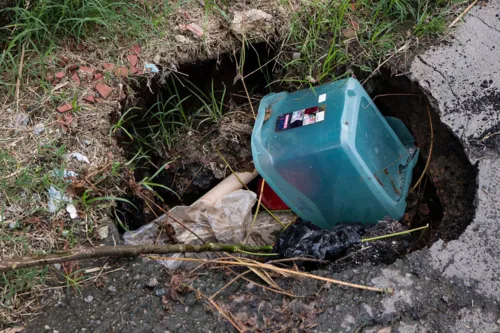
[292,52,301,60]
[442,295,449,303]
[84,295,93,303]
[153,54,162,64]
[84,139,92,146]
[108,285,117,293]
[44,325,51,330]
[53,263,61,270]
[155,288,166,296]
[146,277,158,288]
[376,328,391,333]
[95,82,113,99]
[175,35,188,43]
[33,123,45,135]
[53,330,60,333]
[342,28,356,38]
[230,9,272,38]
[97,226,109,240]
[9,221,17,230]
[13,112,30,127]
[62,230,69,237]
[246,282,255,290]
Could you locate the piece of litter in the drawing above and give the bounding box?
[51,169,78,179]
[47,186,72,213]
[61,230,69,237]
[97,225,109,240]
[53,263,62,270]
[318,93,327,103]
[64,152,90,164]
[183,23,204,37]
[84,295,93,303]
[144,63,159,73]
[274,219,364,262]
[66,204,78,219]
[9,221,17,230]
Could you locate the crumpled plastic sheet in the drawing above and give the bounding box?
[274,219,365,261]
[123,190,293,269]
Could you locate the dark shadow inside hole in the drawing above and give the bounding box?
[369,71,478,243]
[114,42,276,232]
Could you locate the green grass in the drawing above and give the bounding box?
[281,0,457,86]
[0,0,184,94]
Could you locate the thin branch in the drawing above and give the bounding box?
[0,243,274,272]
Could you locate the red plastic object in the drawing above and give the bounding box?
[257,178,289,210]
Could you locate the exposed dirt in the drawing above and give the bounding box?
[114,43,277,231]
[368,72,478,242]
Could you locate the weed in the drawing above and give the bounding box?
[138,162,180,201]
[282,0,453,85]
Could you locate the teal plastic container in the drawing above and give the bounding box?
[251,78,419,229]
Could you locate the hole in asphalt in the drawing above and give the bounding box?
[110,51,477,270]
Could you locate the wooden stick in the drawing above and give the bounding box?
[448,0,479,28]
[0,243,274,272]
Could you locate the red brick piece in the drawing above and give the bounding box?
[95,82,113,99]
[83,95,95,103]
[57,102,72,113]
[71,73,80,85]
[129,44,141,56]
[103,63,115,72]
[114,67,128,77]
[94,72,103,81]
[79,66,94,74]
[55,71,65,79]
[127,54,138,67]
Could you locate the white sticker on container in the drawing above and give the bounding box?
[316,111,325,122]
[318,93,326,103]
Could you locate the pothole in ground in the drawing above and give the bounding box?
[112,48,477,269]
[112,42,277,231]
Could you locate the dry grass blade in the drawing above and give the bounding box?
[15,44,26,112]
[448,0,479,28]
[208,298,245,333]
[410,103,433,193]
[243,178,266,244]
[210,270,251,300]
[148,256,392,293]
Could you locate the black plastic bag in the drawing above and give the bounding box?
[274,219,365,261]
